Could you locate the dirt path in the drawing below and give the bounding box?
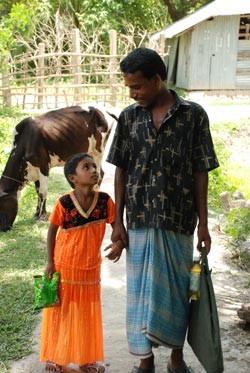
[9,103,250,373]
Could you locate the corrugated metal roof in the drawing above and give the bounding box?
[151,0,250,40]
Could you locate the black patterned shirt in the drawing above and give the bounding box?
[106,91,219,234]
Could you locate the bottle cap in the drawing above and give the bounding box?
[193,255,201,262]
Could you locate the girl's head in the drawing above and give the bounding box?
[64,153,98,188]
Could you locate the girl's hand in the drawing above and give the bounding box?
[104,240,124,263]
[44,261,55,279]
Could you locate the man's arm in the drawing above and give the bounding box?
[111,166,128,248]
[193,170,211,253]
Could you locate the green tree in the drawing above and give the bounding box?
[162,0,213,22]
[45,0,168,33]
[0,0,213,68]
[0,0,50,59]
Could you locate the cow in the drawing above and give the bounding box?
[0,105,117,231]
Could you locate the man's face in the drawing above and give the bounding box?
[123,70,160,108]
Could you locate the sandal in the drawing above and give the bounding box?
[131,366,155,373]
[79,362,106,372]
[45,361,63,372]
[167,361,193,373]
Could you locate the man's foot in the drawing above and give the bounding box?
[45,361,63,372]
[167,361,193,373]
[168,349,192,372]
[79,362,106,372]
[131,355,155,373]
[131,367,155,373]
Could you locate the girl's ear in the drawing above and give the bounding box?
[68,174,76,184]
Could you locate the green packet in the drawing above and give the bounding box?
[34,272,60,310]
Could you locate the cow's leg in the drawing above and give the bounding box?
[34,173,48,220]
[34,181,46,220]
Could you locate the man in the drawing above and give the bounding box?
[107,48,219,373]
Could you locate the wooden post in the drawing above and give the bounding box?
[38,43,45,110]
[72,28,82,104]
[109,29,117,107]
[159,34,166,59]
[2,55,12,107]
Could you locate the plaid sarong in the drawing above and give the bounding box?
[126,228,193,357]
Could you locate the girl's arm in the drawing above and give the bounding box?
[45,222,59,278]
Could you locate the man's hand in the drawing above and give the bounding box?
[111,221,128,249]
[104,240,124,262]
[197,224,211,254]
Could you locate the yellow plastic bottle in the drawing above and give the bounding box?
[189,256,201,300]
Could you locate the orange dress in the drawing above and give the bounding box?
[40,191,115,366]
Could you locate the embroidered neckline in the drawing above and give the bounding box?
[70,191,98,218]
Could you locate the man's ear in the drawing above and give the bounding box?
[154,74,161,83]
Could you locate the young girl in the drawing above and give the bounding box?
[40,153,124,373]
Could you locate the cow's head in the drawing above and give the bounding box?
[0,191,18,231]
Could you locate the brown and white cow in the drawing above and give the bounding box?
[0,105,117,231]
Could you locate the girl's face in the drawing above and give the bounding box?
[70,157,99,187]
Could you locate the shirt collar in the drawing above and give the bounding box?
[134,88,191,113]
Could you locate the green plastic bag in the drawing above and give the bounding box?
[34,272,60,310]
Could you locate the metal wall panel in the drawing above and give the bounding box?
[236,40,250,88]
[176,33,191,88]
[176,15,239,90]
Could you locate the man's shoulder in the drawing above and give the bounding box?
[121,102,139,114]
[176,93,207,114]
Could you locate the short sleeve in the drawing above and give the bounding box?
[106,110,130,170]
[49,199,66,226]
[192,105,219,172]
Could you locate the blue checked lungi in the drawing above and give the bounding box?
[126,228,193,357]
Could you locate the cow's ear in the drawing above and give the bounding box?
[88,107,108,133]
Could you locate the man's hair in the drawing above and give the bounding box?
[120,47,167,81]
[64,152,93,188]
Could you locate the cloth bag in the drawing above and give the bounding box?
[187,246,224,372]
[34,272,60,310]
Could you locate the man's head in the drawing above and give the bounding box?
[120,48,167,107]
[120,47,167,82]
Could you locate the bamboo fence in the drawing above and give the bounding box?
[0,29,166,111]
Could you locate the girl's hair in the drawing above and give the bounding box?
[64,153,93,188]
[120,47,167,81]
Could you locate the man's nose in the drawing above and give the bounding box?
[130,89,137,99]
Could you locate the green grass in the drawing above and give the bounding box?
[0,169,69,371]
[209,118,250,206]
[0,106,249,371]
